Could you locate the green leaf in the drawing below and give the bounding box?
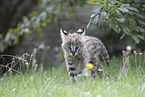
[111,7,117,14]
[115,9,123,17]
[39,12,47,21]
[92,15,99,24]
[132,34,140,43]
[100,12,107,20]
[102,1,106,8]
[126,6,139,12]
[116,17,125,23]
[138,20,145,25]
[13,36,19,45]
[90,0,104,4]
[121,24,130,35]
[86,1,97,5]
[24,28,29,33]
[36,28,43,37]
[90,14,96,18]
[135,27,145,33]
[46,18,51,23]
[23,17,29,23]
[111,23,118,32]
[10,34,16,40]
[120,4,130,7]
[114,1,123,6]
[118,7,128,13]
[92,4,104,13]
[29,11,39,17]
[137,35,144,40]
[4,32,10,42]
[128,11,145,18]
[41,22,47,27]
[111,23,121,33]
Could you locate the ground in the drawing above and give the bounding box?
[0,53,145,97]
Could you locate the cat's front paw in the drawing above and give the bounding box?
[70,77,78,84]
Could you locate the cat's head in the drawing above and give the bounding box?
[60,28,86,57]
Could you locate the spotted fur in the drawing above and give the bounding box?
[60,28,110,83]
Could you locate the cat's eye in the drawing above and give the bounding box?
[75,47,78,51]
[68,47,71,50]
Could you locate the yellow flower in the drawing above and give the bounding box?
[98,69,103,71]
[86,63,93,69]
[139,53,142,55]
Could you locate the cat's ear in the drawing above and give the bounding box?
[60,28,68,42]
[60,28,68,36]
[77,28,86,36]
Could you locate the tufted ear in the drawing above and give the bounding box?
[60,28,68,36]
[60,28,68,42]
[76,28,86,36]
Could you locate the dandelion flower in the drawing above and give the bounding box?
[86,63,93,69]
[139,53,142,55]
[98,69,103,71]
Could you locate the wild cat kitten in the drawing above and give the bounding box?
[60,28,110,83]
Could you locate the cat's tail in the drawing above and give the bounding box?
[101,44,110,67]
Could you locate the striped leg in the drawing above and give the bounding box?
[89,57,99,78]
[91,65,98,78]
[97,64,104,79]
[90,55,104,78]
[91,63,104,79]
[67,63,77,84]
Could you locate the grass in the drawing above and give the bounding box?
[0,52,145,97]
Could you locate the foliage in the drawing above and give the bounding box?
[0,52,145,97]
[0,42,50,74]
[87,0,145,43]
[0,0,86,53]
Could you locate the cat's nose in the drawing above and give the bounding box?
[72,51,75,56]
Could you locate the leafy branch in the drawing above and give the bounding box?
[87,0,145,43]
[0,0,86,53]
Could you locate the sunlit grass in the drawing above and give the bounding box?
[0,52,145,97]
